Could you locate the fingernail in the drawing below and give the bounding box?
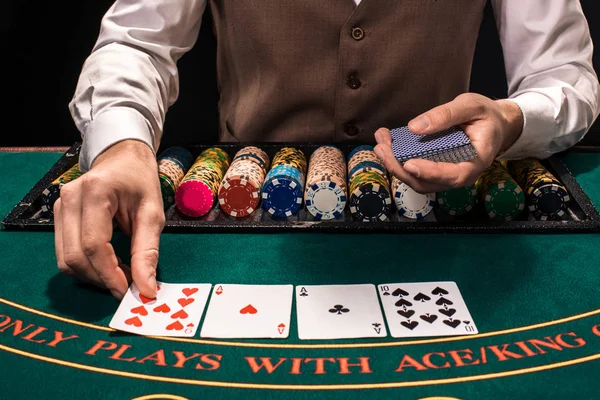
[148,275,157,293]
[409,116,430,132]
[374,147,385,163]
[404,162,420,177]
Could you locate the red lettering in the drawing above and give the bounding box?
[136,350,166,366]
[172,351,203,368]
[448,349,480,366]
[85,340,118,356]
[395,355,428,372]
[422,352,451,369]
[0,315,12,328]
[555,332,586,348]
[304,358,336,375]
[527,337,563,354]
[197,354,222,371]
[109,345,137,362]
[514,341,537,357]
[289,358,303,375]
[592,324,600,337]
[245,357,287,374]
[488,344,524,361]
[47,331,79,348]
[337,357,372,374]
[479,347,488,364]
[0,320,35,336]
[22,327,48,343]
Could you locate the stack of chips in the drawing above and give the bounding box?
[347,146,392,222]
[175,147,230,217]
[475,161,525,221]
[436,185,478,217]
[261,147,307,217]
[305,146,348,220]
[218,146,270,217]
[504,158,570,220]
[41,163,83,215]
[391,176,436,219]
[157,147,194,210]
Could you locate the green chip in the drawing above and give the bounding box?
[160,175,176,209]
[436,185,477,216]
[484,180,525,221]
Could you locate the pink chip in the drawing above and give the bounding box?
[175,180,215,217]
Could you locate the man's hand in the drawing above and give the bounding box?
[54,140,165,300]
[374,93,524,194]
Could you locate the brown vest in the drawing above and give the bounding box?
[208,0,486,143]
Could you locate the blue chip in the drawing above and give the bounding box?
[158,146,194,171]
[261,169,305,217]
[348,145,375,160]
[349,161,386,179]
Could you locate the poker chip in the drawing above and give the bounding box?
[218,177,260,217]
[176,147,230,217]
[436,185,478,216]
[159,175,176,209]
[157,146,194,210]
[305,181,347,220]
[218,147,270,217]
[262,176,304,217]
[347,146,391,222]
[40,163,83,215]
[40,186,61,214]
[529,184,570,220]
[304,146,348,220]
[175,180,215,217]
[475,161,525,221]
[261,149,306,217]
[349,182,392,222]
[504,158,570,220]
[391,176,435,219]
[349,161,386,180]
[347,145,374,160]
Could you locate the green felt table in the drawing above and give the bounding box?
[1,150,599,400]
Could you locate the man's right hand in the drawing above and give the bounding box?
[54,140,165,300]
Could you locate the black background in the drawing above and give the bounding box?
[2,1,599,147]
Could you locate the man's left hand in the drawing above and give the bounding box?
[373,93,524,194]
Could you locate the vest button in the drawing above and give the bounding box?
[351,27,365,41]
[347,75,362,90]
[344,122,360,136]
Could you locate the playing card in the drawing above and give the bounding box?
[109,282,211,337]
[390,125,477,164]
[200,284,293,339]
[296,284,387,340]
[378,281,478,338]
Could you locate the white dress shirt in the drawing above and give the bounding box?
[69,0,600,171]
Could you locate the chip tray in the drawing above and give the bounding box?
[3,142,600,233]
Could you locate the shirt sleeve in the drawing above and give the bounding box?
[491,0,600,160]
[69,0,207,171]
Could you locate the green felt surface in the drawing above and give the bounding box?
[0,151,599,400]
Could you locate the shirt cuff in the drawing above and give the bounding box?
[496,92,558,160]
[79,108,156,172]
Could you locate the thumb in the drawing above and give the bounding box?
[408,94,482,135]
[130,205,165,299]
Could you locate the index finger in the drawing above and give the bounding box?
[402,158,480,189]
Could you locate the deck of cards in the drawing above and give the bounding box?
[109,281,478,340]
[390,125,477,164]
